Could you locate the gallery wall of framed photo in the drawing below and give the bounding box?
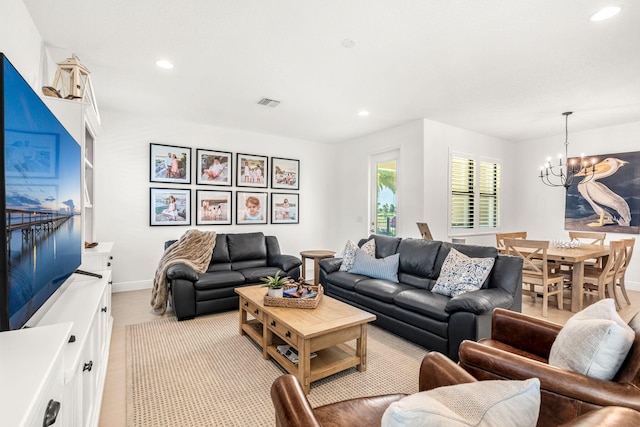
[149,143,299,226]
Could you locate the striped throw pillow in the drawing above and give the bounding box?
[349,248,400,283]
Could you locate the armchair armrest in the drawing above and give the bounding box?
[166,263,199,281]
[269,254,302,272]
[560,407,640,427]
[445,288,514,314]
[490,308,562,358]
[319,257,342,274]
[459,340,640,411]
[418,351,476,391]
[271,375,322,427]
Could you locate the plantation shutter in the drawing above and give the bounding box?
[450,156,475,229]
[479,160,500,228]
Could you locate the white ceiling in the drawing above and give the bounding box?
[24,0,640,144]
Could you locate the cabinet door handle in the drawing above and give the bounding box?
[254,309,259,315]
[243,302,248,307]
[109,256,113,260]
[83,361,93,372]
[107,262,111,267]
[43,399,61,427]
[286,331,291,338]
[270,320,276,327]
[101,306,108,312]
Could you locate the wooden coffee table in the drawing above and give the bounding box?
[235,285,376,393]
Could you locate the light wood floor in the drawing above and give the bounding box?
[98,288,640,426]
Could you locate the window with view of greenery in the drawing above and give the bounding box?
[449,153,500,232]
[376,160,397,236]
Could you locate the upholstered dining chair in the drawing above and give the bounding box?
[271,350,640,427]
[458,307,640,427]
[495,231,527,254]
[582,240,625,308]
[504,238,564,317]
[614,238,636,307]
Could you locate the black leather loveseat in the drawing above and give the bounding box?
[165,232,301,320]
[319,235,523,361]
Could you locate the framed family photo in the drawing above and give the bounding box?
[236,191,268,224]
[271,193,299,224]
[150,188,191,226]
[236,153,268,188]
[196,149,232,186]
[271,157,299,190]
[150,143,191,184]
[196,190,232,225]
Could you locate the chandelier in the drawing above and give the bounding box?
[539,112,596,190]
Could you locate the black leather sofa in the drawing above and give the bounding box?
[165,232,301,320]
[319,235,523,361]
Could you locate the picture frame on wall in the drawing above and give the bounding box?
[196,149,232,186]
[271,157,299,190]
[150,143,192,184]
[271,193,299,224]
[150,187,191,226]
[236,191,268,224]
[236,153,268,188]
[196,190,232,225]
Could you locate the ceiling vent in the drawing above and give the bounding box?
[257,97,281,108]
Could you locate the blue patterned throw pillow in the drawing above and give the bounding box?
[349,248,400,282]
[431,248,495,297]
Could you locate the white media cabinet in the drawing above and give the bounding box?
[0,243,114,426]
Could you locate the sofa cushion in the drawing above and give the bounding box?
[210,233,231,264]
[549,298,635,380]
[355,279,415,304]
[237,266,287,283]
[350,250,400,282]
[382,378,540,427]
[194,271,246,290]
[431,249,495,297]
[227,232,267,262]
[340,239,375,272]
[393,289,451,322]
[396,238,442,279]
[367,234,402,258]
[325,271,369,291]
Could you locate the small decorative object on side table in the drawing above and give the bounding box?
[300,250,336,285]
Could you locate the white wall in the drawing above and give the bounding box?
[515,121,640,289]
[96,109,336,291]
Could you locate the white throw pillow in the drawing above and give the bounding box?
[549,298,634,380]
[431,248,495,297]
[339,239,375,272]
[349,249,400,283]
[381,378,540,427]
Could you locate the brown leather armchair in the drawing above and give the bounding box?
[271,351,640,427]
[459,308,640,427]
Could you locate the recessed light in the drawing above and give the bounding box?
[156,59,174,69]
[358,110,370,117]
[590,6,621,22]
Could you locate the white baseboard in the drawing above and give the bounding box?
[625,280,640,292]
[112,280,151,293]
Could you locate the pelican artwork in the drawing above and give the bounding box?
[575,157,631,227]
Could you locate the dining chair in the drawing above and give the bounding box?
[583,240,625,309]
[613,238,636,307]
[568,231,607,268]
[495,231,527,254]
[504,238,564,317]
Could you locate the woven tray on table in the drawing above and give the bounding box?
[263,284,323,309]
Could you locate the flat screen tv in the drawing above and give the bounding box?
[1,53,82,331]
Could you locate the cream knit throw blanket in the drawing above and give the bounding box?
[151,230,217,314]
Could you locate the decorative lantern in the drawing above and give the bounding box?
[45,54,91,100]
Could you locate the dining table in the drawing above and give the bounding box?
[517,243,610,312]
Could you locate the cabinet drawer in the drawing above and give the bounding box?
[241,298,264,321]
[25,345,65,427]
[266,316,298,347]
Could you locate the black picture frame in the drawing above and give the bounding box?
[196,190,232,225]
[236,191,268,224]
[271,157,299,190]
[236,153,268,188]
[196,149,232,186]
[150,143,192,184]
[271,193,299,224]
[150,187,191,226]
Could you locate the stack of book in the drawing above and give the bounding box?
[276,345,317,364]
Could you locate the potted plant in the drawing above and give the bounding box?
[261,271,289,298]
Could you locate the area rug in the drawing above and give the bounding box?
[126,310,428,426]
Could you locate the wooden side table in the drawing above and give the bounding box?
[300,250,336,285]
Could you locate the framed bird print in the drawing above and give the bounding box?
[564,150,640,234]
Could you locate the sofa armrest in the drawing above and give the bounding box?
[459,340,640,411]
[445,288,514,314]
[271,375,322,427]
[166,264,199,281]
[418,351,476,392]
[490,308,562,358]
[319,257,342,274]
[269,254,302,272]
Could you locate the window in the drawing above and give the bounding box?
[370,150,398,237]
[449,152,500,233]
